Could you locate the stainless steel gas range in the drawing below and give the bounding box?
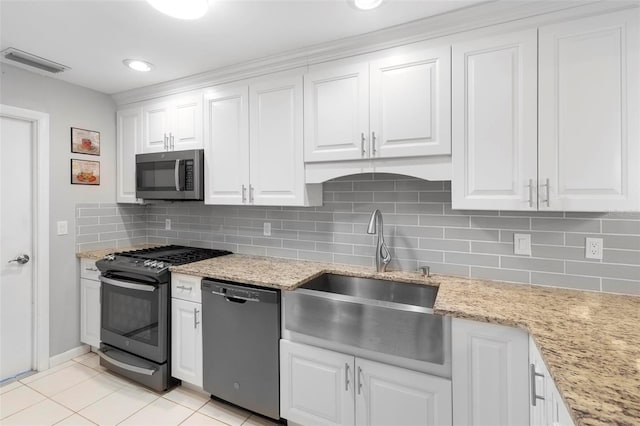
[95,245,230,391]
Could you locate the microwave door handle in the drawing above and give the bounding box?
[174,159,182,191]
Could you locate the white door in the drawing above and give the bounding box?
[538,9,640,211]
[171,95,203,151]
[369,45,451,159]
[171,298,203,387]
[203,85,250,205]
[142,101,171,153]
[355,358,452,426]
[280,340,355,426]
[0,115,33,380]
[249,74,304,205]
[116,107,143,204]
[304,60,370,162]
[451,29,538,211]
[80,278,101,348]
[452,318,530,426]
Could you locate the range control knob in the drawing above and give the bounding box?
[156,262,165,269]
[104,254,115,261]
[143,260,152,267]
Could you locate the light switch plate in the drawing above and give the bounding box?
[263,222,271,236]
[165,219,171,230]
[513,233,531,256]
[56,220,68,235]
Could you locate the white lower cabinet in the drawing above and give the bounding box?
[529,337,574,426]
[451,318,530,426]
[80,259,101,347]
[170,273,203,387]
[280,340,452,426]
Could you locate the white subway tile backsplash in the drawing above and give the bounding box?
[76,175,640,296]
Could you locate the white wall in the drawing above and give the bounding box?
[0,63,116,356]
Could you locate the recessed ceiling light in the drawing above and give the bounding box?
[352,0,383,11]
[146,0,210,20]
[123,59,153,72]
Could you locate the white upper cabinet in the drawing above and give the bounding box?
[203,85,250,205]
[370,46,451,159]
[250,75,306,205]
[116,106,143,204]
[538,9,640,211]
[304,61,370,162]
[304,42,451,163]
[452,29,538,211]
[204,71,321,206]
[452,318,530,426]
[142,94,203,153]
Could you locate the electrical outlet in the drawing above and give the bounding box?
[165,219,171,230]
[513,233,531,256]
[585,237,603,260]
[56,220,68,236]
[263,222,271,236]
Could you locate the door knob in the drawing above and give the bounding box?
[8,254,30,265]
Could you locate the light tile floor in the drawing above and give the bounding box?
[0,352,279,426]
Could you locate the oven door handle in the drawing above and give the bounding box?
[175,159,182,192]
[97,350,157,376]
[100,276,156,292]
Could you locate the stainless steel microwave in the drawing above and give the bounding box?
[136,149,204,200]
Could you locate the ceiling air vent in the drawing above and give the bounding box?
[1,48,70,74]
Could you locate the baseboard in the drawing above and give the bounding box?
[49,344,90,367]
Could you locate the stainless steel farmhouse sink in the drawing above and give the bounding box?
[284,274,449,365]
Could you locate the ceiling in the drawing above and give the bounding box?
[0,0,484,95]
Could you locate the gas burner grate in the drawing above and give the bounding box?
[117,245,231,265]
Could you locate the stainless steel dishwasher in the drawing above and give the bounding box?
[201,279,280,420]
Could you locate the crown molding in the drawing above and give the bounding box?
[112,0,636,105]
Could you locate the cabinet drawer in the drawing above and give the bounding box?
[171,273,202,303]
[80,259,100,281]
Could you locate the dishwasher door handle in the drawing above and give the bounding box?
[208,289,259,303]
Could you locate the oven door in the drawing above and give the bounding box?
[100,273,168,364]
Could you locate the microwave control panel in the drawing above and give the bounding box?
[185,160,194,191]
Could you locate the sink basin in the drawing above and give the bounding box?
[284,273,449,365]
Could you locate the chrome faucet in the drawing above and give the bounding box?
[367,209,392,272]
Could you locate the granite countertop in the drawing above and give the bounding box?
[78,249,639,425]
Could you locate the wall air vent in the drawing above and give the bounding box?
[1,48,70,73]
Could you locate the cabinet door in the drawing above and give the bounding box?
[370,45,451,159]
[280,340,355,426]
[451,30,538,211]
[171,298,202,387]
[529,338,550,426]
[538,10,640,211]
[549,381,575,426]
[452,318,529,426]
[304,60,369,162]
[355,358,452,426]
[171,94,203,151]
[142,101,171,153]
[249,74,305,205]
[80,278,100,348]
[116,107,143,204]
[203,85,250,205]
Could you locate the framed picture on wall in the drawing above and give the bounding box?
[71,159,100,185]
[71,127,100,155]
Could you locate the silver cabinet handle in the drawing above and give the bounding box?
[177,285,192,292]
[194,308,200,328]
[174,159,182,191]
[97,349,157,376]
[85,267,99,272]
[170,133,175,150]
[345,363,350,391]
[371,131,377,155]
[357,366,363,395]
[528,179,535,208]
[8,254,30,264]
[530,364,545,406]
[163,133,168,151]
[540,178,550,207]
[360,132,366,156]
[242,184,247,203]
[249,185,254,204]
